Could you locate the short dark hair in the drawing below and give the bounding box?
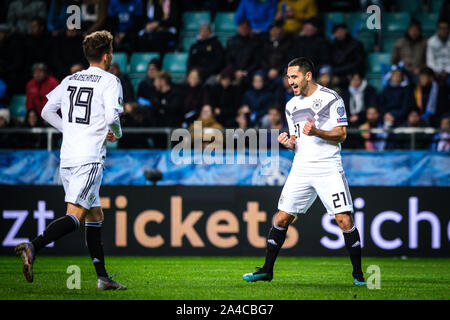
[287,57,315,76]
[82,30,113,63]
[419,67,435,77]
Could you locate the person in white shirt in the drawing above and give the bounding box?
[243,57,366,286]
[427,19,450,85]
[14,30,126,290]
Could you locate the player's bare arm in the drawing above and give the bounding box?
[278,132,296,150]
[302,117,347,143]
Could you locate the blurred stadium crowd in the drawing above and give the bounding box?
[0,0,448,151]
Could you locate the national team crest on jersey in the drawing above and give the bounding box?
[312,99,322,110]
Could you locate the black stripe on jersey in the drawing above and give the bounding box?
[340,171,353,207]
[320,87,339,100]
[81,164,99,200]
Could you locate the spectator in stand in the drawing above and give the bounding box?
[19,109,46,149]
[119,101,150,148]
[189,104,223,149]
[181,68,207,126]
[413,67,443,126]
[0,109,12,148]
[109,62,135,103]
[316,65,342,96]
[26,63,59,116]
[205,67,242,127]
[0,24,27,94]
[274,73,294,106]
[379,66,414,127]
[396,108,431,149]
[235,107,250,130]
[47,0,69,36]
[262,105,288,148]
[137,58,161,107]
[187,23,224,81]
[431,116,450,151]
[50,28,87,79]
[137,0,181,53]
[288,16,331,71]
[234,0,277,33]
[330,23,365,86]
[391,19,427,78]
[7,0,47,35]
[107,0,144,52]
[426,19,450,86]
[25,17,53,75]
[241,71,274,127]
[69,63,84,74]
[226,19,262,84]
[261,20,292,81]
[342,72,378,127]
[275,0,318,36]
[80,0,109,34]
[359,106,388,151]
[151,70,183,127]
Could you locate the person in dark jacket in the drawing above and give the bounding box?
[151,70,183,127]
[136,0,181,53]
[24,17,53,76]
[330,23,366,86]
[379,68,415,126]
[342,72,378,127]
[50,28,87,79]
[288,16,331,72]
[261,20,292,79]
[205,67,242,127]
[241,71,274,126]
[181,68,207,125]
[109,62,135,103]
[226,19,262,83]
[137,58,161,107]
[187,23,225,79]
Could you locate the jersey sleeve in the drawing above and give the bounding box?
[330,98,348,127]
[42,80,65,132]
[103,76,124,113]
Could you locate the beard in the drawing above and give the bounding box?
[299,79,308,96]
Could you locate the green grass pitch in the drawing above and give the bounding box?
[0,256,449,300]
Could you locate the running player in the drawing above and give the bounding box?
[243,57,366,286]
[14,30,126,290]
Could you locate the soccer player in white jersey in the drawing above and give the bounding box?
[14,31,126,290]
[243,57,366,286]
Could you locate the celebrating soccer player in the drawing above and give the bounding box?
[14,31,126,290]
[243,57,366,286]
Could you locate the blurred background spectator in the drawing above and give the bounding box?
[181,68,207,125]
[342,72,378,127]
[426,19,450,86]
[261,20,292,80]
[109,62,135,103]
[275,0,318,36]
[26,63,59,117]
[137,58,161,107]
[234,0,277,33]
[391,19,427,78]
[187,23,225,81]
[241,71,274,127]
[7,0,47,35]
[358,106,388,151]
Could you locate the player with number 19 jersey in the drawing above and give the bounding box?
[47,66,124,168]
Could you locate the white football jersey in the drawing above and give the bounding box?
[285,84,348,176]
[46,66,124,168]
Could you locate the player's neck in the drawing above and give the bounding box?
[89,63,106,71]
[302,82,318,98]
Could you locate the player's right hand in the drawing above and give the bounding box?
[106,131,117,142]
[278,132,289,145]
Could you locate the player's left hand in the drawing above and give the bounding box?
[303,117,317,136]
[106,131,117,142]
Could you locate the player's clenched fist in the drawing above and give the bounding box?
[302,117,317,136]
[106,131,117,142]
[278,132,296,150]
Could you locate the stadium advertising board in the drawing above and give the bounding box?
[1,186,448,257]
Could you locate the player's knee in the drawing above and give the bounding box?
[274,212,292,228]
[336,213,353,231]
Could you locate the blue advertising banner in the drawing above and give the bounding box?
[0,150,449,186]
